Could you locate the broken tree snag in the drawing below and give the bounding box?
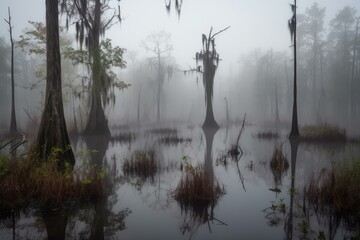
[229,113,246,156]
[195,26,230,130]
[4,7,17,134]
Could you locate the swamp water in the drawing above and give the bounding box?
[1,125,359,239]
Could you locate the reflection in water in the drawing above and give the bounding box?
[284,138,298,240]
[263,138,360,239]
[269,145,289,194]
[176,127,227,237]
[216,123,247,191]
[83,134,130,239]
[41,208,68,240]
[2,126,360,239]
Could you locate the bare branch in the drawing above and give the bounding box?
[210,26,231,40]
[160,47,172,54]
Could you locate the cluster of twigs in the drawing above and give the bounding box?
[0,132,27,153]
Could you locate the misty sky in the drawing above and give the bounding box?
[1,0,360,74]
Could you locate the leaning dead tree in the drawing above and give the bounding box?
[4,7,17,134]
[189,26,230,129]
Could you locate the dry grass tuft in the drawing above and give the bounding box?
[174,164,224,205]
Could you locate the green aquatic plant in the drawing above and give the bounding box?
[0,147,105,210]
[298,219,310,234]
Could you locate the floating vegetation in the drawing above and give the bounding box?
[146,128,178,135]
[109,131,136,144]
[300,123,346,142]
[122,149,157,181]
[158,136,192,145]
[256,131,279,140]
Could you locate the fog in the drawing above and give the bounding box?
[1,0,360,135]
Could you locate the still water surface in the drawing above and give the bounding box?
[1,125,359,239]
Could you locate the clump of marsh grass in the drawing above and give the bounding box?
[305,160,360,217]
[256,131,279,140]
[146,128,177,135]
[174,158,224,206]
[109,132,136,144]
[158,136,192,145]
[269,147,289,192]
[122,149,157,180]
[270,147,289,173]
[300,123,346,142]
[175,158,226,234]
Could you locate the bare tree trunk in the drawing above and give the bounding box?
[290,0,300,138]
[351,18,359,118]
[224,97,229,125]
[83,0,110,136]
[275,83,280,126]
[137,84,141,127]
[157,51,162,122]
[72,93,78,133]
[202,56,219,129]
[5,7,17,134]
[203,88,218,129]
[36,0,74,166]
[157,82,161,122]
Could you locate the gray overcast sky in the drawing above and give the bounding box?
[1,0,360,74]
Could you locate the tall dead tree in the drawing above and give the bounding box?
[195,27,229,129]
[4,7,17,134]
[288,0,300,138]
[36,0,75,165]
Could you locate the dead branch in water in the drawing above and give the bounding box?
[228,113,247,156]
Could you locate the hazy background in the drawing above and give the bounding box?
[1,0,360,134]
